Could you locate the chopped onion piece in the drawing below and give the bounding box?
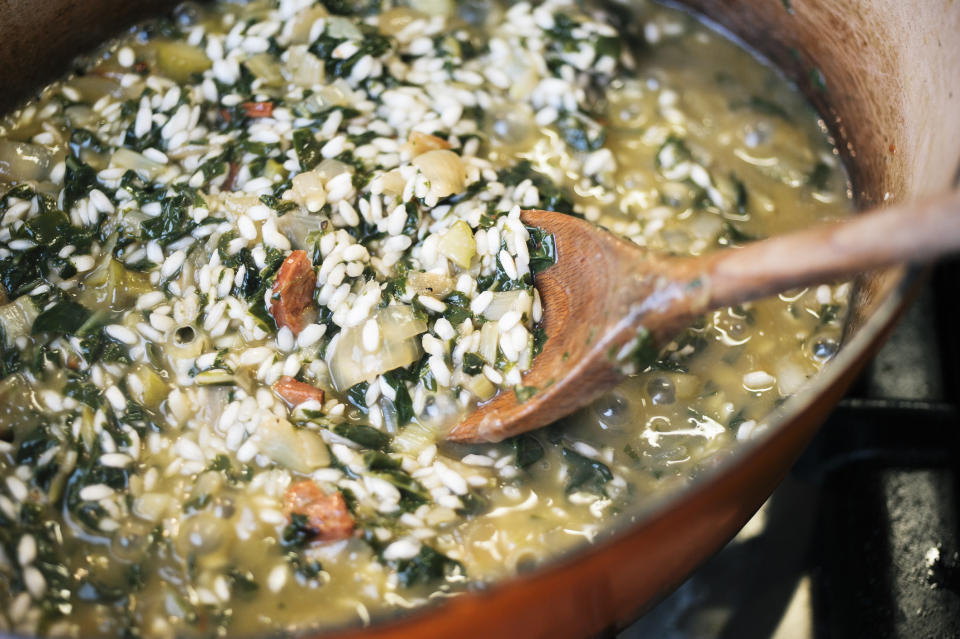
[463,374,496,400]
[328,305,426,390]
[111,148,165,180]
[406,271,453,298]
[246,53,284,86]
[379,304,428,341]
[288,6,329,44]
[151,41,212,84]
[0,297,38,345]
[438,220,476,269]
[482,289,531,321]
[410,0,454,17]
[478,320,499,363]
[253,416,330,473]
[0,140,52,183]
[277,211,327,249]
[284,45,325,88]
[326,16,363,40]
[412,150,466,198]
[291,170,328,212]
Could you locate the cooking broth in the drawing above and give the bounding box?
[0,0,850,636]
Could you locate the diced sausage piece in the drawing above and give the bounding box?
[273,376,325,407]
[241,101,275,118]
[408,131,451,156]
[270,250,316,335]
[283,481,355,543]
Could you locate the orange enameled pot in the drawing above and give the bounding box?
[1,1,959,637]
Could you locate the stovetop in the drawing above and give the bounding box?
[620,258,960,639]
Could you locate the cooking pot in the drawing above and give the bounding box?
[1,0,959,637]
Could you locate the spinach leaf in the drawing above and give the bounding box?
[382,368,414,426]
[514,385,537,403]
[562,447,613,495]
[319,0,383,16]
[511,434,544,469]
[719,221,756,246]
[455,490,488,517]
[0,334,22,380]
[226,568,259,596]
[63,154,104,212]
[372,468,430,511]
[730,173,749,216]
[532,324,547,358]
[293,128,323,171]
[140,188,202,246]
[281,513,314,549]
[32,300,91,336]
[259,193,298,214]
[246,248,287,333]
[555,112,606,152]
[441,291,473,326]
[462,352,484,376]
[310,26,391,79]
[79,330,132,365]
[655,135,692,171]
[497,160,577,216]
[333,423,390,451]
[393,545,465,588]
[363,450,401,471]
[526,225,557,274]
[15,424,56,465]
[346,381,370,413]
[63,380,103,408]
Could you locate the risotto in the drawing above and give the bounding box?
[0,0,850,636]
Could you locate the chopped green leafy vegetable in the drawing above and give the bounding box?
[333,422,390,451]
[32,300,91,336]
[562,447,613,495]
[511,434,544,469]
[392,545,464,587]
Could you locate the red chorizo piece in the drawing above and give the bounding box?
[272,376,325,407]
[283,481,355,543]
[270,250,316,335]
[240,101,275,118]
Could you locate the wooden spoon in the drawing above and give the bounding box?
[446,191,960,443]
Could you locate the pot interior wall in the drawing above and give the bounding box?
[0,0,181,116]
[683,0,960,333]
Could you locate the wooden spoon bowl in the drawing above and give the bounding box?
[448,192,960,443]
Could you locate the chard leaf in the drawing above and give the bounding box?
[293,128,323,171]
[333,422,390,451]
[562,447,613,495]
[383,368,414,426]
[392,545,465,588]
[511,434,544,469]
[32,300,91,336]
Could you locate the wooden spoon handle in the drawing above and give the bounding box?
[695,190,960,310]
